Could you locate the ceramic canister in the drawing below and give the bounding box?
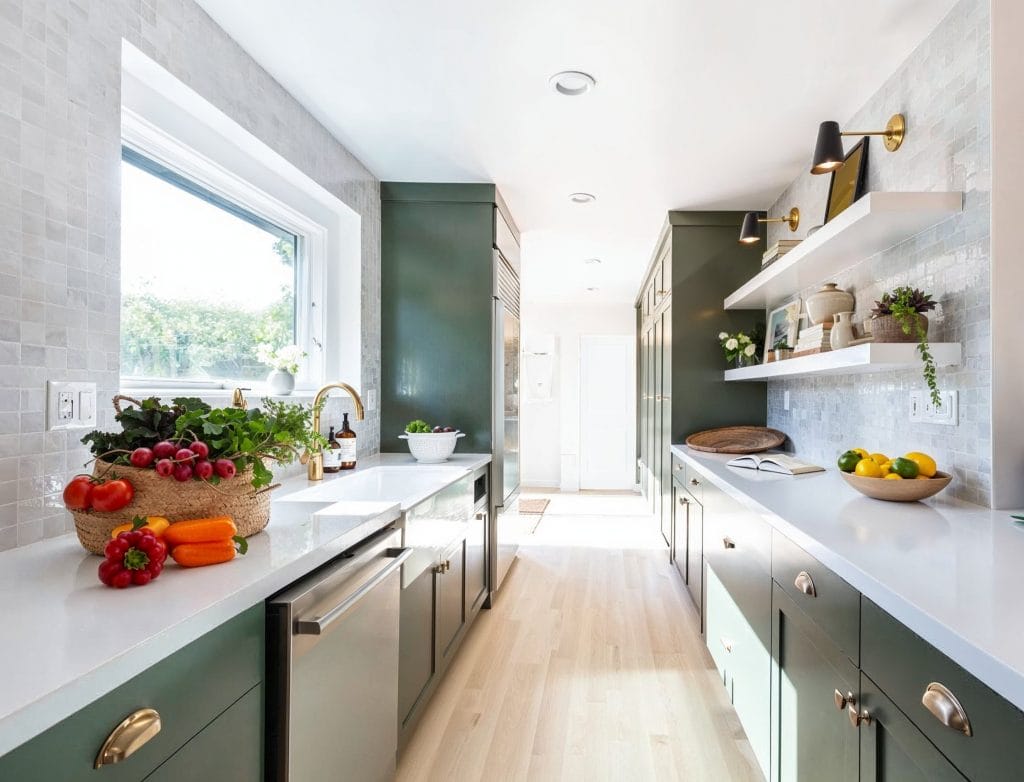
[806,283,855,326]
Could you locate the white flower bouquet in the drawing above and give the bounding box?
[257,343,307,375]
[718,331,759,366]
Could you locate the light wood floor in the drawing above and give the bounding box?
[396,491,762,782]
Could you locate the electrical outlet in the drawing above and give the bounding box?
[46,381,97,430]
[909,389,958,426]
[783,390,790,411]
[365,388,377,412]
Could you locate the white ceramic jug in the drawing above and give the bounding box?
[830,311,855,350]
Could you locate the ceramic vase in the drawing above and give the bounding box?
[806,283,855,326]
[267,369,295,395]
[829,311,855,350]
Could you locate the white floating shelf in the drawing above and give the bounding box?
[724,192,963,310]
[723,342,962,382]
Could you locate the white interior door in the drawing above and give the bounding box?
[579,335,636,490]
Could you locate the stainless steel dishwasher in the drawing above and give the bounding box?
[266,525,411,781]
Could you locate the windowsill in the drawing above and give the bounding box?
[118,387,319,404]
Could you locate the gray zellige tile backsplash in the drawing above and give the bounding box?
[764,0,991,505]
[0,0,381,550]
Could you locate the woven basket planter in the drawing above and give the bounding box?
[72,459,273,555]
[869,313,929,344]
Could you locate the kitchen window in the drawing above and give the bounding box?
[120,149,310,389]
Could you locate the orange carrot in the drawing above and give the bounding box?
[170,539,244,568]
[164,516,237,547]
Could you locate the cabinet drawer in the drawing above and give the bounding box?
[772,530,860,664]
[861,599,1024,781]
[671,454,703,504]
[0,605,264,782]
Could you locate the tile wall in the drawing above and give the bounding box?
[0,0,381,549]
[764,0,991,504]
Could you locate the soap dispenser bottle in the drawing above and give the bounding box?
[323,426,342,474]
[338,413,357,470]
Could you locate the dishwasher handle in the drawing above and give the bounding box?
[295,547,412,636]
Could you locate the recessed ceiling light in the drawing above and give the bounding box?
[549,70,596,97]
[569,192,596,204]
[583,258,601,265]
[585,286,600,292]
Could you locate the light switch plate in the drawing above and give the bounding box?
[365,388,377,412]
[46,381,97,430]
[909,389,958,426]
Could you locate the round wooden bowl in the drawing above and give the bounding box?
[685,426,787,454]
[840,470,952,502]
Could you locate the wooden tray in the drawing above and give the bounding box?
[684,426,787,454]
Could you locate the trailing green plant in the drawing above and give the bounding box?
[872,286,941,407]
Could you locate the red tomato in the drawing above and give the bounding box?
[91,478,135,512]
[62,475,94,510]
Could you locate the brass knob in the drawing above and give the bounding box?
[848,704,872,728]
[690,478,700,486]
[794,571,817,597]
[834,689,855,711]
[95,708,161,768]
[922,682,973,736]
[722,537,736,549]
[679,496,689,506]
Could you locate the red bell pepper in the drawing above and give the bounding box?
[98,528,167,588]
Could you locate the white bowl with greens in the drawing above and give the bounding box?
[400,420,464,463]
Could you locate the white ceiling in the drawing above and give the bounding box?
[195,0,958,305]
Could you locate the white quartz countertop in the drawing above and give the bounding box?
[0,452,491,757]
[672,445,1024,713]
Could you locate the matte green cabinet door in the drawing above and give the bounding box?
[771,585,858,782]
[144,685,263,782]
[437,539,466,663]
[659,308,673,549]
[858,674,966,781]
[399,565,434,729]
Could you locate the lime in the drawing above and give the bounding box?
[837,450,861,473]
[890,457,920,479]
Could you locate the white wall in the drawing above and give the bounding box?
[520,302,636,491]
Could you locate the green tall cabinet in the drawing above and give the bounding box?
[380,183,518,456]
[635,211,766,547]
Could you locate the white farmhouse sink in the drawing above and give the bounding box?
[275,465,470,512]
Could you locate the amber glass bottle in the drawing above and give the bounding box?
[323,426,342,474]
[338,413,357,470]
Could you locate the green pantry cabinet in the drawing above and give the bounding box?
[674,455,1024,782]
[0,606,264,781]
[636,212,766,550]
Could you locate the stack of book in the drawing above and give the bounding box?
[794,323,832,356]
[761,239,801,268]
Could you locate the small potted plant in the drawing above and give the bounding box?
[257,344,307,396]
[719,330,759,368]
[773,340,793,361]
[871,286,941,406]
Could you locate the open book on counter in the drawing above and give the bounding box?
[726,452,825,476]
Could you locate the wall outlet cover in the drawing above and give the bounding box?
[46,381,97,430]
[909,389,958,426]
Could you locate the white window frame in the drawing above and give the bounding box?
[119,40,363,398]
[120,111,326,390]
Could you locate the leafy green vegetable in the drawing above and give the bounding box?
[82,397,209,459]
[405,419,432,433]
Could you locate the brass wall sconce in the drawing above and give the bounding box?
[738,207,800,244]
[811,113,906,174]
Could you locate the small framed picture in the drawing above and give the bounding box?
[765,298,801,357]
[824,136,869,224]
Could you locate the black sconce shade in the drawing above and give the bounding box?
[811,121,846,175]
[739,212,761,243]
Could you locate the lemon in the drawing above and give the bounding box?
[904,452,937,478]
[915,475,931,480]
[884,473,904,480]
[855,458,883,478]
[870,453,889,465]
[878,462,892,477]
[851,448,870,461]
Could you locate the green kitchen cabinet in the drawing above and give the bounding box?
[380,182,519,456]
[636,212,766,550]
[0,605,264,782]
[771,584,859,782]
[144,684,263,781]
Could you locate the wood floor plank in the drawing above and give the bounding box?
[397,492,763,782]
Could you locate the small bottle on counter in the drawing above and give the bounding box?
[323,426,342,474]
[338,413,357,470]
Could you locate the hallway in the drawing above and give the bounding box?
[396,491,761,781]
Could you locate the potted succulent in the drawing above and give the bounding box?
[257,343,307,395]
[773,340,793,361]
[871,286,941,406]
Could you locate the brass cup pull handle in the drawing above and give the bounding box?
[834,689,855,711]
[679,496,689,506]
[95,708,161,768]
[848,704,872,728]
[722,537,736,549]
[794,571,817,598]
[690,477,700,486]
[922,682,973,736]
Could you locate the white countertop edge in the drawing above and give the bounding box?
[671,445,1024,714]
[0,507,401,758]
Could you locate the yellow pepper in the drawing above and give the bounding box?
[111,516,170,540]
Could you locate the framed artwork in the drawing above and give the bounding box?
[824,136,869,224]
[765,297,801,356]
